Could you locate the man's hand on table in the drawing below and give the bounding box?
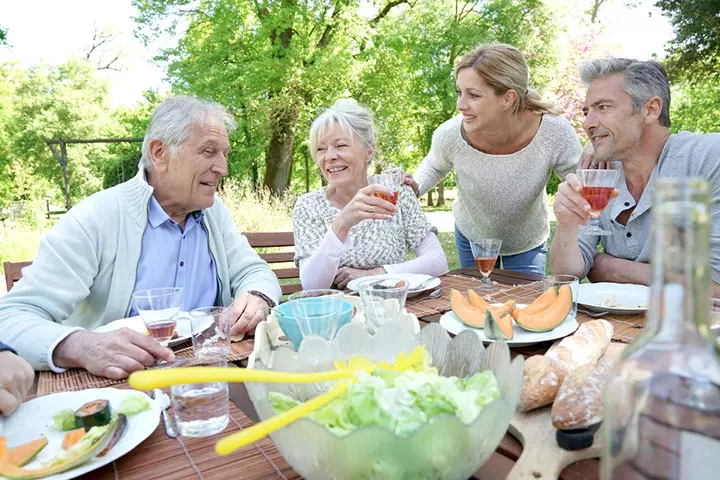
[52,329,175,380]
[229,292,272,336]
[0,350,34,416]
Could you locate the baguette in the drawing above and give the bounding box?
[517,320,613,412]
[551,356,613,430]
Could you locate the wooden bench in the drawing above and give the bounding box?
[244,231,301,297]
[3,261,32,292]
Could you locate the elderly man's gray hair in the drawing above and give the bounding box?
[141,95,238,169]
[579,58,671,128]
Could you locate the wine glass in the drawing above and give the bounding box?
[470,239,502,291]
[367,169,404,205]
[133,287,184,348]
[577,169,619,236]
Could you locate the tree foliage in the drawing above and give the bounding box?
[655,0,720,81]
[133,0,559,195]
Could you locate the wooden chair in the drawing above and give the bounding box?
[244,231,301,297]
[4,261,32,292]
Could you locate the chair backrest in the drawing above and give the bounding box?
[4,261,32,292]
[244,232,301,297]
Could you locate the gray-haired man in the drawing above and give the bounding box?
[550,59,720,296]
[0,96,281,378]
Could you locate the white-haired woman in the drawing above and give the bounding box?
[406,43,581,275]
[293,99,448,290]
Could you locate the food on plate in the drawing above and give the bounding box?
[0,420,119,480]
[74,400,112,432]
[512,286,557,321]
[98,414,128,457]
[6,439,48,467]
[50,409,76,432]
[551,357,613,430]
[485,309,513,340]
[61,429,86,451]
[450,289,513,329]
[514,285,572,332]
[268,351,500,437]
[518,320,613,412]
[600,294,619,308]
[115,394,151,416]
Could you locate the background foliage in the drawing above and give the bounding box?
[0,0,717,207]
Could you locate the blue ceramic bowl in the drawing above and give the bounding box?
[274,299,354,349]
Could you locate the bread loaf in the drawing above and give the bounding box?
[517,320,613,412]
[551,356,613,430]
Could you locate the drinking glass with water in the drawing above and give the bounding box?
[287,289,345,343]
[170,358,230,438]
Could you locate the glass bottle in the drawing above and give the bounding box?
[601,177,720,479]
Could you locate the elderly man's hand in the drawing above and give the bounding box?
[53,330,175,380]
[229,292,271,336]
[0,350,34,416]
[334,266,385,290]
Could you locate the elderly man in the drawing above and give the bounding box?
[550,59,720,296]
[0,96,282,379]
[0,341,34,416]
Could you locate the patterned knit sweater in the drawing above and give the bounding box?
[415,114,581,255]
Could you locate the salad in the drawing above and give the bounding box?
[269,352,500,437]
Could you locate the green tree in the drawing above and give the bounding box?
[671,79,720,134]
[3,59,113,205]
[655,0,720,81]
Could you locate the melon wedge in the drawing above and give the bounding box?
[450,288,486,328]
[516,284,572,332]
[512,286,557,321]
[7,438,48,467]
[0,421,117,480]
[467,290,491,311]
[485,309,514,340]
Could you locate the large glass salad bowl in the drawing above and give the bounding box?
[246,320,523,479]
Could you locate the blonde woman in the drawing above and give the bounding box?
[407,43,581,275]
[293,100,448,290]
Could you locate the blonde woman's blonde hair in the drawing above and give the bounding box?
[455,43,560,116]
[308,99,376,162]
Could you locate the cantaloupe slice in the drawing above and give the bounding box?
[512,286,558,321]
[450,288,486,328]
[485,310,514,340]
[516,284,572,332]
[7,438,48,467]
[0,435,8,463]
[467,290,491,311]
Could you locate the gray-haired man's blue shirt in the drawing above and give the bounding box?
[578,131,720,282]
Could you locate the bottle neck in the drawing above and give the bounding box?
[647,198,712,347]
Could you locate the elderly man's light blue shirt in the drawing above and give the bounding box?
[130,196,218,316]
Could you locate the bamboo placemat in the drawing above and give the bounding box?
[37,339,255,397]
[84,401,298,479]
[483,281,647,344]
[405,274,517,318]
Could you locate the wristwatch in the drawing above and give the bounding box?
[247,290,276,308]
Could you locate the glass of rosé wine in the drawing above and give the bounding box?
[133,287,184,347]
[367,169,404,205]
[577,168,619,236]
[470,239,502,291]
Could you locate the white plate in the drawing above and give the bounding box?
[578,283,650,314]
[94,313,211,347]
[346,273,441,297]
[0,388,160,480]
[439,304,579,347]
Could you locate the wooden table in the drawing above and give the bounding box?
[27,267,645,479]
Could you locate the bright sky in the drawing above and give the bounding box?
[0,0,676,108]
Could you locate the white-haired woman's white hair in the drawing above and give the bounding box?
[308,99,376,161]
[141,95,237,169]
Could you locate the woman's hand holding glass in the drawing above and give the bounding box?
[331,184,396,242]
